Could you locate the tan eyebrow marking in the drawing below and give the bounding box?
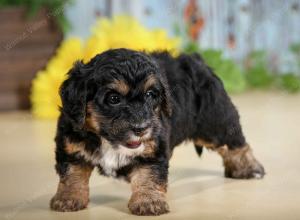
[108,79,130,95]
[143,75,157,92]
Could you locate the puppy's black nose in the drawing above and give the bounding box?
[132,124,148,136]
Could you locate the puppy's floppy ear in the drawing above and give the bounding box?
[160,77,172,117]
[60,61,89,130]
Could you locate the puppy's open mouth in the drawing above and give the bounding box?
[125,140,142,149]
[122,129,152,149]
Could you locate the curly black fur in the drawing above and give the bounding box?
[52,48,264,215]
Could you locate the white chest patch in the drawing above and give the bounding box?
[79,138,145,177]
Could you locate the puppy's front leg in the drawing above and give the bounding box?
[128,164,169,216]
[50,164,93,212]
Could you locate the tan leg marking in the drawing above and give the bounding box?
[193,139,265,179]
[194,138,217,149]
[217,144,265,179]
[50,164,93,212]
[128,167,169,216]
[64,140,84,154]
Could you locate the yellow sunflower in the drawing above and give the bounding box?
[84,16,180,62]
[30,16,180,119]
[31,37,83,119]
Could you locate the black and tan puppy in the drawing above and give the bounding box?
[50,48,265,215]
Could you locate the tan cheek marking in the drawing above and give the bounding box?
[108,80,130,95]
[85,102,101,132]
[65,140,85,154]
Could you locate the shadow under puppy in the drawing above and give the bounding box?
[50,48,265,215]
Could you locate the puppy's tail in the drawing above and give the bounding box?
[194,145,203,157]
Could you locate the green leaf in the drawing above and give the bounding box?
[279,73,300,93]
[201,49,246,93]
[245,50,274,88]
[183,41,201,54]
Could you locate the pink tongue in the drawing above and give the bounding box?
[126,141,141,148]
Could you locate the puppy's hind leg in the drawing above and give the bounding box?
[217,144,265,179]
[193,138,265,179]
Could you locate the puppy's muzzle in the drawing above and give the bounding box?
[131,123,149,137]
[125,122,152,149]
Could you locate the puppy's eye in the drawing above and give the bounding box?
[145,90,157,99]
[106,93,121,105]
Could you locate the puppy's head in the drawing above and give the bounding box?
[60,48,171,150]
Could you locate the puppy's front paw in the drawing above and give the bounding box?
[128,192,169,216]
[50,195,88,212]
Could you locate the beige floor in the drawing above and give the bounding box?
[0,91,300,220]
